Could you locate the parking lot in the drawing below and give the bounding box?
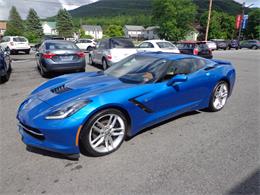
[0,50,259,194]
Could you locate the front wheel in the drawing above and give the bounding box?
[208,81,229,112]
[80,109,127,157]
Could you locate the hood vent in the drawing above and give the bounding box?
[51,84,72,94]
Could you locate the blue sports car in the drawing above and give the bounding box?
[17,52,236,157]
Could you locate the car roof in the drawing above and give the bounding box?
[144,40,171,43]
[44,40,74,44]
[137,52,203,61]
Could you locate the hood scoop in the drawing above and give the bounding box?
[51,84,72,94]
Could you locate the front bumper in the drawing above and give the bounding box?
[17,97,84,154]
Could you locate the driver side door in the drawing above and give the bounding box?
[135,58,210,122]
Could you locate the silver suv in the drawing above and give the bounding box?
[89,37,137,70]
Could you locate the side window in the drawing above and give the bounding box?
[162,59,196,81]
[139,42,154,48]
[86,40,92,43]
[98,41,105,49]
[192,58,207,71]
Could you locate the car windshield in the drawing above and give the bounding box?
[104,54,168,84]
[45,42,78,50]
[156,42,177,49]
[13,37,27,42]
[111,39,135,48]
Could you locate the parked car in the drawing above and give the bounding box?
[17,52,236,158]
[0,36,30,54]
[228,39,240,50]
[211,39,228,50]
[35,40,86,77]
[205,41,217,50]
[137,40,180,53]
[240,40,260,49]
[89,37,137,70]
[176,41,213,59]
[0,46,12,83]
[76,39,96,52]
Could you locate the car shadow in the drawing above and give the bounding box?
[26,145,79,161]
[227,169,260,195]
[125,110,201,141]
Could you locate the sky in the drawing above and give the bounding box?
[0,0,259,20]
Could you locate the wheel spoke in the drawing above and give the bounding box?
[111,128,124,136]
[91,134,103,145]
[110,116,118,128]
[93,125,103,133]
[108,136,114,149]
[96,121,106,129]
[93,136,105,148]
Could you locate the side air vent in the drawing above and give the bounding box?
[51,84,72,94]
[129,99,153,113]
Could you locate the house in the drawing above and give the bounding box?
[0,21,7,37]
[124,25,145,40]
[41,21,58,36]
[144,26,159,40]
[184,29,199,41]
[81,25,103,40]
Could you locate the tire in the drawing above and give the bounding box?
[39,65,48,77]
[25,49,30,54]
[0,63,12,83]
[80,109,127,157]
[208,81,229,112]
[252,46,257,50]
[89,55,94,65]
[86,46,93,52]
[102,58,108,70]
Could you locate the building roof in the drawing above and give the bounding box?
[82,25,102,31]
[0,22,7,30]
[146,26,159,31]
[125,25,145,31]
[41,21,56,29]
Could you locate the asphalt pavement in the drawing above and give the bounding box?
[0,49,259,195]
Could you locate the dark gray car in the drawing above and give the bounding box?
[36,40,86,77]
[240,40,260,49]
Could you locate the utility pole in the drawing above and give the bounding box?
[205,0,213,41]
[238,2,245,41]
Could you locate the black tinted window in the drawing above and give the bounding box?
[139,42,154,48]
[13,37,27,42]
[111,39,134,48]
[45,42,78,50]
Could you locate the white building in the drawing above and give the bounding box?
[0,22,6,37]
[144,26,159,40]
[124,25,145,40]
[81,25,103,40]
[41,21,58,35]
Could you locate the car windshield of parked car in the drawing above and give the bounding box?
[45,42,78,50]
[13,37,27,42]
[111,39,135,48]
[104,55,168,84]
[157,42,177,49]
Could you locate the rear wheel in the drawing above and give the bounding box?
[39,65,48,77]
[208,81,229,112]
[86,46,93,52]
[252,45,257,50]
[102,58,108,70]
[25,49,30,54]
[89,55,94,65]
[80,109,127,157]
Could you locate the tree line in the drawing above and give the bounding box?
[3,1,260,43]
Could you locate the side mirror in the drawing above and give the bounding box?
[167,74,188,86]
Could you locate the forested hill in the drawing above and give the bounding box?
[69,0,245,17]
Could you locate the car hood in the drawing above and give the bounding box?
[33,72,133,107]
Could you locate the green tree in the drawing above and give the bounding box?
[24,8,43,43]
[79,28,93,39]
[104,25,124,37]
[56,9,74,38]
[5,6,24,36]
[152,0,197,41]
[244,8,260,39]
[200,11,235,40]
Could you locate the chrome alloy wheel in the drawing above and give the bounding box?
[89,114,125,153]
[213,83,228,110]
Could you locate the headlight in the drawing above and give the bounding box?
[45,100,91,120]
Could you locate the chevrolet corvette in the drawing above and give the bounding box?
[17,52,236,157]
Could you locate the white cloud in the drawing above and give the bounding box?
[0,0,98,20]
